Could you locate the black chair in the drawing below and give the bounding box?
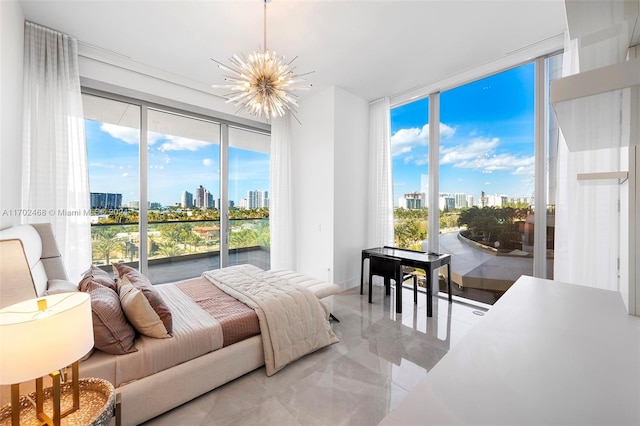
[368,254,418,310]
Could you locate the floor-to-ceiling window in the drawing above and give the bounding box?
[391,98,429,250]
[438,63,535,304]
[391,54,560,305]
[83,91,270,284]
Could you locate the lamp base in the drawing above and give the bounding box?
[9,361,79,426]
[1,377,115,426]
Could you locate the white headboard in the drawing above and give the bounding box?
[0,223,68,299]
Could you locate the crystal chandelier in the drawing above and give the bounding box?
[212,0,312,123]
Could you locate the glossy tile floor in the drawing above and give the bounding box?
[141,284,486,426]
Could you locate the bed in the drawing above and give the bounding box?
[0,223,340,425]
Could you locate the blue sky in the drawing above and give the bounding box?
[391,62,535,206]
[85,120,270,207]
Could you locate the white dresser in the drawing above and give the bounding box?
[379,275,640,425]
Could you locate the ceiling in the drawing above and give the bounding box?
[19,0,568,104]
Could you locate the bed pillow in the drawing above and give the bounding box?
[79,277,137,355]
[118,276,171,339]
[80,264,117,291]
[112,263,173,335]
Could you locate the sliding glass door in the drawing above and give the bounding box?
[83,91,270,283]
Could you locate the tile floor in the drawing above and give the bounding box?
[141,284,486,426]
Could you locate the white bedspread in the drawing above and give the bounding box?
[203,265,338,376]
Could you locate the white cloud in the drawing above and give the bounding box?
[203,158,214,167]
[441,137,499,165]
[99,124,164,145]
[89,162,116,169]
[440,136,534,176]
[391,123,455,157]
[100,123,139,144]
[513,165,534,175]
[159,135,210,152]
[121,172,130,178]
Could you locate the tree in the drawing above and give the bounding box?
[91,226,125,264]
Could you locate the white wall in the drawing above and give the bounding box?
[0,1,24,229]
[291,86,368,289]
[291,87,335,282]
[332,88,368,288]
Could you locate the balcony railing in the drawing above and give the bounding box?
[91,218,270,283]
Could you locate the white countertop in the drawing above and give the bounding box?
[379,275,640,425]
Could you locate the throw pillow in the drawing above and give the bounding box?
[112,263,173,335]
[80,264,117,291]
[118,276,171,339]
[79,278,137,355]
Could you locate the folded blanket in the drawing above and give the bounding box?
[203,264,338,375]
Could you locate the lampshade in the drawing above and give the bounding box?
[0,292,93,384]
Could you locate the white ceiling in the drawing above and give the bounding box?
[19,0,568,103]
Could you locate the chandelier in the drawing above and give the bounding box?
[212,0,312,123]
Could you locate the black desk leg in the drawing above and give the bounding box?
[447,263,452,303]
[426,268,433,317]
[395,271,402,314]
[360,254,365,295]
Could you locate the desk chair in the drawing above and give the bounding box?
[368,255,418,309]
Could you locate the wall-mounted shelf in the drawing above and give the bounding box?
[550,58,640,152]
[577,171,629,183]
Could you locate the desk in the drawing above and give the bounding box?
[361,247,452,315]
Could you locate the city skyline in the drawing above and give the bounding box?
[397,190,531,211]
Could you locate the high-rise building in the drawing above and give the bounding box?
[398,192,425,210]
[195,185,205,208]
[204,190,214,209]
[486,194,508,207]
[439,196,455,211]
[247,190,269,209]
[90,192,122,209]
[454,193,468,209]
[467,195,475,208]
[181,190,193,208]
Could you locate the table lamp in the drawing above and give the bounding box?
[0,292,94,426]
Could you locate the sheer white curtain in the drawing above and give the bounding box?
[22,22,91,282]
[269,114,295,270]
[553,37,623,291]
[367,98,394,247]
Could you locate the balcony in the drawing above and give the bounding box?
[91,218,270,284]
